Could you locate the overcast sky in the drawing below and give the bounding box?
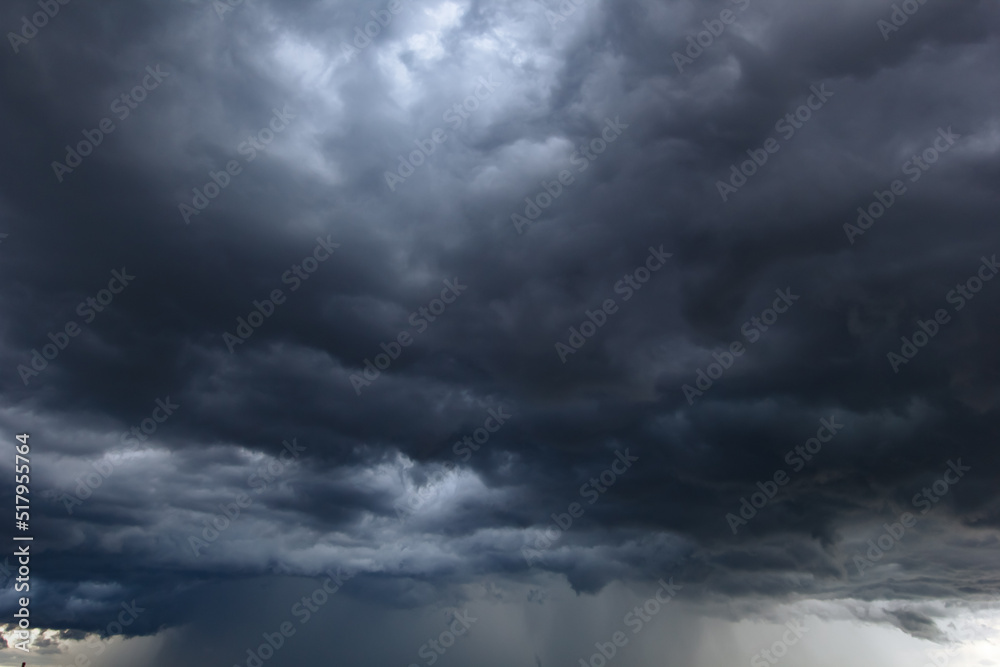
[1,0,1000,665]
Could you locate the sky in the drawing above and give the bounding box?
[1,0,999,665]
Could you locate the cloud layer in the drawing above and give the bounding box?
[1,0,999,664]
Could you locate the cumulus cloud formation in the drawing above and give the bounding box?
[1,0,999,665]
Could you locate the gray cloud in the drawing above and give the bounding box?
[1,0,999,664]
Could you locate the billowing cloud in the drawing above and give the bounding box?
[1,0,999,665]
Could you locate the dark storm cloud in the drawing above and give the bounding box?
[1,0,999,662]
[888,608,944,641]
